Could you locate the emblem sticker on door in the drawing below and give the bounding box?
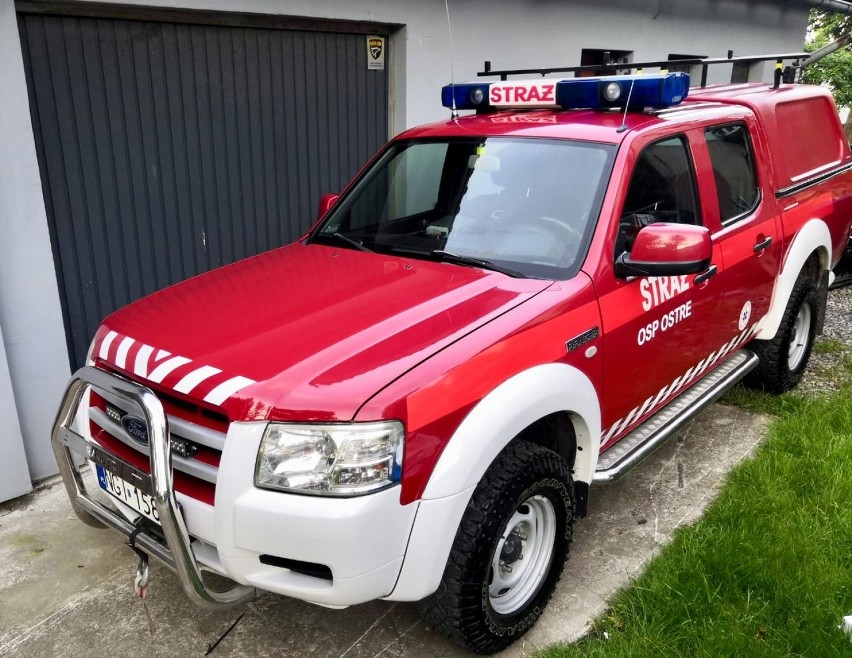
[739,301,752,331]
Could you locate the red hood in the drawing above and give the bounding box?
[93,243,552,421]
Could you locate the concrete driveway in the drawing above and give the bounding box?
[0,404,766,658]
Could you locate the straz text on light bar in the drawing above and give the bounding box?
[441,72,690,112]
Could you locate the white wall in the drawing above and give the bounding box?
[0,0,72,484]
[54,0,809,129]
[0,0,810,495]
[0,320,32,500]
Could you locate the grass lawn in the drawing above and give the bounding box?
[543,350,852,657]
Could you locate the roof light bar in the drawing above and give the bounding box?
[441,73,690,112]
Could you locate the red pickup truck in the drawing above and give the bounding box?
[51,71,852,654]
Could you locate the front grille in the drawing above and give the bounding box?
[88,386,227,506]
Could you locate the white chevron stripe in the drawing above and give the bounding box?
[681,364,698,387]
[148,356,192,383]
[174,365,222,394]
[637,394,656,418]
[115,336,134,369]
[650,383,669,409]
[204,376,256,406]
[705,349,719,368]
[93,331,256,404]
[134,345,154,377]
[98,331,118,360]
[619,404,642,433]
[603,332,755,444]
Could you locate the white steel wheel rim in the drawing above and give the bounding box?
[788,303,812,372]
[488,494,557,616]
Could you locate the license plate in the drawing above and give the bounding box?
[96,464,160,524]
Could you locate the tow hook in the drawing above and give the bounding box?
[134,552,150,599]
[128,528,150,599]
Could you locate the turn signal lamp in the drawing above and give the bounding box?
[441,72,689,112]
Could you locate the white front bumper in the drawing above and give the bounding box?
[196,422,419,607]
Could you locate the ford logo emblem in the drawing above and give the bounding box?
[121,415,149,446]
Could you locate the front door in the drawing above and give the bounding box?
[595,132,729,447]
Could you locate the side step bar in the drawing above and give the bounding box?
[593,349,759,484]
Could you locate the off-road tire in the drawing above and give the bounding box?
[745,276,818,394]
[418,440,574,655]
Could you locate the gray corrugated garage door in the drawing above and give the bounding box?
[17,5,391,369]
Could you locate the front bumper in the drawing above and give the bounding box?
[51,367,418,609]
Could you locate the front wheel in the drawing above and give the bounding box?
[745,276,818,393]
[418,440,574,654]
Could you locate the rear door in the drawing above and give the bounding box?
[693,118,781,340]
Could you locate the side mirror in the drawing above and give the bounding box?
[317,193,339,221]
[615,223,712,278]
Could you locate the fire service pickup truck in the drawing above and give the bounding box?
[52,60,852,654]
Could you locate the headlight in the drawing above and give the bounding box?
[255,421,404,496]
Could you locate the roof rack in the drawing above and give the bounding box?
[478,52,809,89]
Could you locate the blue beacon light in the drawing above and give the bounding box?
[441,83,490,111]
[441,72,690,112]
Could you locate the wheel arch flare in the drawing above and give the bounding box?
[387,362,600,602]
[756,218,832,341]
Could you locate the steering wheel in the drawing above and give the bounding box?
[499,215,584,264]
[535,215,584,243]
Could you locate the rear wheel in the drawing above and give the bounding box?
[418,440,574,655]
[746,276,818,393]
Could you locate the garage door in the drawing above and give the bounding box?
[17,6,390,369]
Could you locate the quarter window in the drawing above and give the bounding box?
[705,123,759,223]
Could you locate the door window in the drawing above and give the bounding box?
[704,123,759,223]
[616,136,700,255]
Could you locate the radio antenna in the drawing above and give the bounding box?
[445,0,459,119]
[616,78,636,133]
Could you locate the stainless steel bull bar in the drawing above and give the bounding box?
[51,366,255,609]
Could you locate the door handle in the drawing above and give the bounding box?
[753,236,773,252]
[693,264,718,285]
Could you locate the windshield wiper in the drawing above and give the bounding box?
[317,231,373,253]
[431,250,526,278]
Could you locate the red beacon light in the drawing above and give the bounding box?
[441,72,690,112]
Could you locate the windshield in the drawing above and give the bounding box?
[312,137,616,279]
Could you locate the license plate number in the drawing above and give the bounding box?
[96,464,160,524]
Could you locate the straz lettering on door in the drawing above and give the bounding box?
[637,275,693,345]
